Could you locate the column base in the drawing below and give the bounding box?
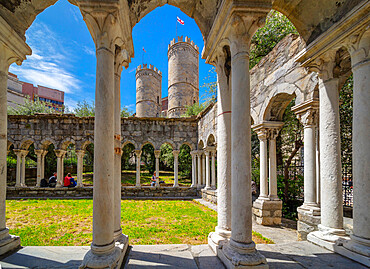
[218,239,268,268]
[334,234,370,267]
[297,206,321,241]
[15,183,26,188]
[252,198,282,226]
[208,226,231,253]
[173,184,179,188]
[0,228,21,256]
[135,184,141,188]
[79,241,128,269]
[204,186,212,190]
[307,224,349,251]
[190,184,196,188]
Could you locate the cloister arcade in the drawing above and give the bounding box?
[0,0,369,268]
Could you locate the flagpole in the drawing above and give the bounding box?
[176,17,178,38]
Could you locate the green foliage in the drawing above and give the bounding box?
[7,97,59,115]
[183,102,206,117]
[179,144,192,178]
[160,144,174,169]
[73,100,95,117]
[200,66,217,104]
[141,144,155,175]
[121,106,132,117]
[340,75,353,166]
[122,143,135,170]
[250,10,298,69]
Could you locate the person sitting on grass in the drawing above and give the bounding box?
[48,172,57,188]
[64,173,76,188]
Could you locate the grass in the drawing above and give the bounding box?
[82,170,192,186]
[6,200,273,246]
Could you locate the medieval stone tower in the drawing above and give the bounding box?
[167,36,199,118]
[135,64,162,117]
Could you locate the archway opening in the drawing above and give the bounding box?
[121,142,136,186]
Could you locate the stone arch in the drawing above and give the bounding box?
[262,92,296,122]
[7,140,13,151]
[79,140,93,151]
[206,134,216,147]
[19,139,35,150]
[122,140,138,150]
[59,138,76,150]
[141,140,157,151]
[36,138,57,150]
[159,140,175,150]
[179,142,194,151]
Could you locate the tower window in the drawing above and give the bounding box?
[157,96,159,104]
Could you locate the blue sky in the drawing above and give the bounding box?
[9,0,214,113]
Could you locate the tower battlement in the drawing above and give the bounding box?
[136,63,162,77]
[168,36,199,53]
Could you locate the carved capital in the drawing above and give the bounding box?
[54,150,67,159]
[76,150,86,158]
[80,5,123,53]
[307,50,339,81]
[267,128,280,141]
[154,150,161,159]
[228,13,267,56]
[134,150,142,157]
[114,47,130,74]
[345,26,370,70]
[34,149,46,158]
[297,109,318,128]
[172,150,180,158]
[255,129,268,141]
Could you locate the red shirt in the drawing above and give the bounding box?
[64,176,71,187]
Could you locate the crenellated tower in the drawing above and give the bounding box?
[135,64,162,117]
[167,36,199,118]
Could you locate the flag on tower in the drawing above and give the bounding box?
[142,47,146,53]
[177,16,185,25]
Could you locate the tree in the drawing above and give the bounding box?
[73,100,95,117]
[183,102,206,117]
[7,97,59,115]
[250,10,298,69]
[340,75,353,166]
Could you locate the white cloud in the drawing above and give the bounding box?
[83,46,95,56]
[9,22,82,94]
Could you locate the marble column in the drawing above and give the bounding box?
[268,129,279,200]
[13,150,22,187]
[197,151,202,187]
[307,51,347,250]
[205,150,211,190]
[113,48,129,244]
[202,153,206,186]
[41,151,47,180]
[35,150,44,187]
[252,122,283,226]
[80,5,126,268]
[211,150,216,189]
[55,150,66,187]
[76,150,85,187]
[190,151,196,187]
[315,126,321,205]
[218,13,268,268]
[293,100,321,240]
[20,151,28,187]
[336,28,370,266]
[0,21,29,255]
[154,150,161,187]
[209,53,232,251]
[173,150,180,187]
[135,150,142,187]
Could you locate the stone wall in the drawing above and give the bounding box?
[7,115,198,151]
[197,103,217,147]
[136,64,162,117]
[167,36,199,118]
[7,186,199,198]
[201,189,217,204]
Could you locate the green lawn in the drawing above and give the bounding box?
[6,200,272,246]
[82,170,192,186]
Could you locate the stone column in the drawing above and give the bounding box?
[20,150,28,187]
[55,150,66,187]
[0,19,30,255]
[76,150,85,187]
[202,153,206,186]
[41,151,47,180]
[336,28,370,266]
[209,52,232,251]
[293,100,321,240]
[35,150,44,187]
[173,150,180,187]
[211,150,216,189]
[135,150,142,187]
[13,150,22,187]
[113,48,129,244]
[315,126,320,205]
[190,151,196,187]
[204,150,211,190]
[268,129,279,200]
[252,122,283,226]
[154,150,161,187]
[197,151,202,187]
[307,51,347,250]
[79,4,127,268]
[218,13,268,268]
